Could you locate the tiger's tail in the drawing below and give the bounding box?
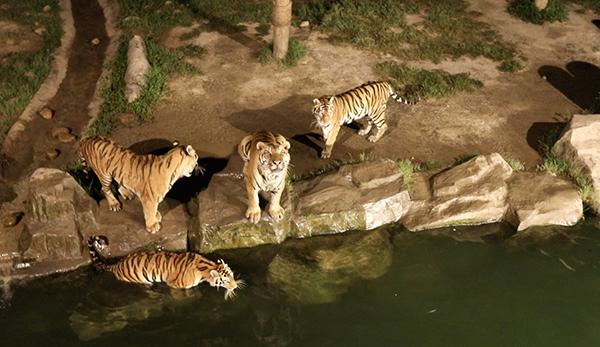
[87,235,110,271]
[390,89,419,105]
[238,134,254,162]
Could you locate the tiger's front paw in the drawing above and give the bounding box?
[320,150,331,159]
[108,201,122,212]
[146,221,161,234]
[156,211,162,223]
[245,206,261,224]
[268,205,285,222]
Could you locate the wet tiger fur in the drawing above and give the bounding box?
[312,80,417,159]
[79,136,201,233]
[87,235,243,299]
[238,131,290,223]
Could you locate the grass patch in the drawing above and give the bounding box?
[396,159,418,186]
[376,61,483,100]
[179,26,203,41]
[256,23,271,36]
[569,0,600,14]
[498,59,524,72]
[0,0,61,144]
[288,152,377,183]
[187,0,271,33]
[176,44,206,58]
[508,0,568,24]
[258,38,306,66]
[504,157,526,171]
[295,0,520,70]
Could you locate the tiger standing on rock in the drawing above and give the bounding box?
[78,136,201,233]
[238,131,291,224]
[312,80,418,159]
[87,235,243,299]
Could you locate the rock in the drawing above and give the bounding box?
[291,159,410,237]
[20,168,98,262]
[507,172,582,232]
[46,148,60,160]
[57,132,76,143]
[299,20,310,28]
[43,4,51,12]
[189,158,410,253]
[402,153,512,231]
[34,27,46,36]
[553,114,600,213]
[2,212,23,228]
[51,126,70,138]
[90,38,101,46]
[189,158,291,253]
[124,35,150,103]
[267,229,392,304]
[117,112,136,126]
[38,107,54,120]
[534,0,549,11]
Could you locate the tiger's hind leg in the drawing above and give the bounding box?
[99,174,121,211]
[141,198,161,233]
[118,186,135,200]
[367,108,388,142]
[357,119,373,136]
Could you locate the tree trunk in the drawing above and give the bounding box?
[272,0,292,59]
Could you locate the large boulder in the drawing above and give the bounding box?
[507,172,583,232]
[20,168,98,262]
[402,153,512,231]
[553,114,600,213]
[291,159,410,237]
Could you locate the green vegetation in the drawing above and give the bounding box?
[536,123,595,210]
[176,44,206,58]
[504,157,526,171]
[258,38,306,66]
[498,59,524,73]
[187,0,271,33]
[66,160,103,201]
[295,0,521,70]
[376,62,483,100]
[256,23,271,36]
[569,0,600,14]
[396,159,418,186]
[0,0,61,144]
[508,0,567,24]
[288,152,377,183]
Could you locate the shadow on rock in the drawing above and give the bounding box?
[593,19,600,30]
[538,61,600,111]
[265,229,393,304]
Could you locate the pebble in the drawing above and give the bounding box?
[300,20,310,28]
[57,132,76,143]
[34,27,46,36]
[51,126,70,138]
[2,212,23,228]
[38,106,54,120]
[43,5,51,12]
[46,148,60,160]
[90,38,101,45]
[118,112,136,126]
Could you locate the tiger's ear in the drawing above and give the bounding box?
[256,141,268,151]
[328,96,335,104]
[312,98,320,105]
[210,270,219,278]
[283,140,291,151]
[185,145,196,156]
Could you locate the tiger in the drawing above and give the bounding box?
[312,80,417,159]
[78,136,201,233]
[238,131,290,224]
[87,235,243,299]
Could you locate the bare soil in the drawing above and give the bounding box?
[0,20,42,57]
[108,1,599,176]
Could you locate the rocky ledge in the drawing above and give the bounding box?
[1,114,598,280]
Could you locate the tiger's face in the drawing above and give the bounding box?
[206,259,244,300]
[256,140,290,175]
[312,96,335,138]
[169,144,201,178]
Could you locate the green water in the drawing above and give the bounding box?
[2,220,600,347]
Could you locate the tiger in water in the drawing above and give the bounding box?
[312,80,418,159]
[238,131,291,224]
[87,235,243,299]
[79,136,201,233]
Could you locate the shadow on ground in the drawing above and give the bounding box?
[538,61,600,111]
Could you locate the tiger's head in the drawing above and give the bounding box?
[206,259,245,300]
[167,143,202,178]
[256,138,290,176]
[312,96,336,138]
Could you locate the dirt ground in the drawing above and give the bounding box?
[109,1,599,176]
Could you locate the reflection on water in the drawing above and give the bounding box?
[2,221,600,346]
